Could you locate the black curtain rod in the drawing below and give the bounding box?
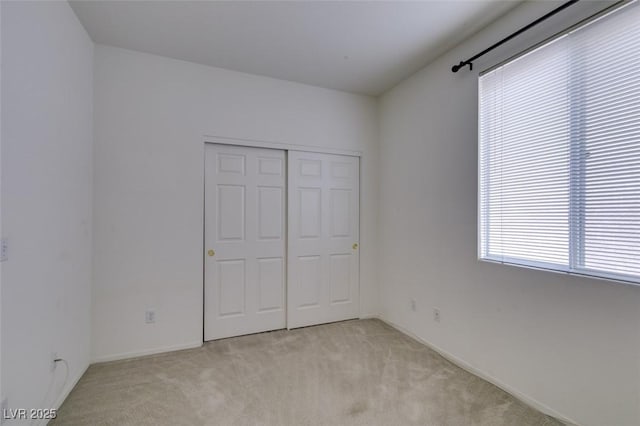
[451,0,580,73]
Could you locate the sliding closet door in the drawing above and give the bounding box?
[287,151,360,328]
[204,144,286,341]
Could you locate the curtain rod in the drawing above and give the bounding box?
[480,0,632,76]
[451,0,580,73]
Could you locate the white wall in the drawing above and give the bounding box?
[92,45,378,361]
[0,0,3,405]
[378,2,640,426]
[1,0,93,420]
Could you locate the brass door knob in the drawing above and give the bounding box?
[352,243,358,250]
[207,249,215,257]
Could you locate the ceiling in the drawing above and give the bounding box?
[70,1,523,96]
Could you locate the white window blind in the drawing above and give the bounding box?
[479,1,640,284]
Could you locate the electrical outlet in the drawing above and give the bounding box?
[0,238,8,262]
[50,352,58,372]
[410,299,417,312]
[433,308,441,323]
[145,310,156,324]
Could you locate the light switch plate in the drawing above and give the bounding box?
[0,239,7,262]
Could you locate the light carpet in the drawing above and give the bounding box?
[52,319,562,425]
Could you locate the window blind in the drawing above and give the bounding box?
[479,1,640,284]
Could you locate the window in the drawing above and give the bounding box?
[479,2,640,284]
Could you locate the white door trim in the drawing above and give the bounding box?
[204,135,362,158]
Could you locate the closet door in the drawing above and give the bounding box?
[287,151,360,328]
[204,144,286,341]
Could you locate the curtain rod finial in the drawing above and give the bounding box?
[452,61,472,73]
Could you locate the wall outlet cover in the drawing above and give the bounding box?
[50,352,58,372]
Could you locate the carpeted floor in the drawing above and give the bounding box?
[52,319,562,425]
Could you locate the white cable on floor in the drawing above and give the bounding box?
[30,357,69,426]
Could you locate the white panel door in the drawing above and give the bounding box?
[288,151,359,328]
[205,144,286,340]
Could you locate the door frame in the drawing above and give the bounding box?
[204,135,362,157]
[203,135,362,339]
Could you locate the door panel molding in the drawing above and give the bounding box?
[204,144,286,341]
[287,151,360,329]
[204,142,361,339]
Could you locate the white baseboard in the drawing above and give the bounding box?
[372,316,580,426]
[91,341,203,364]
